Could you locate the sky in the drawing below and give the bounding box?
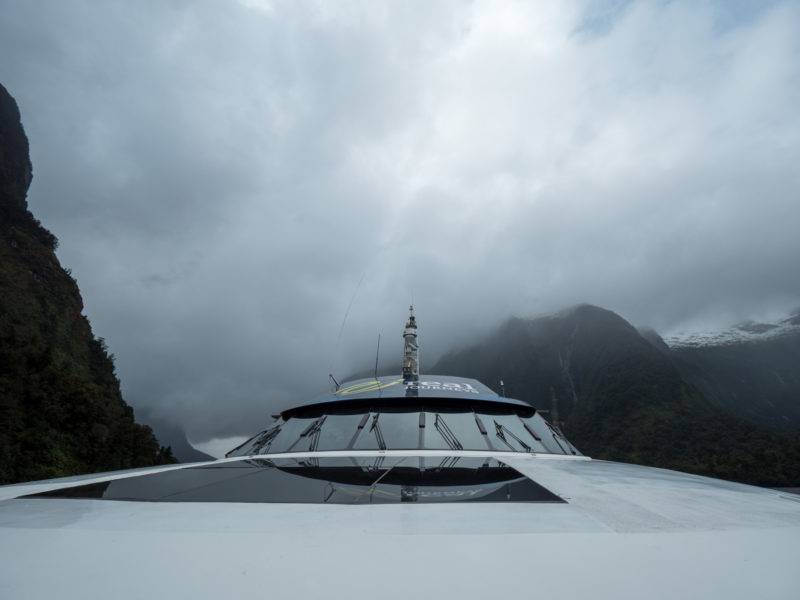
[1,0,799,443]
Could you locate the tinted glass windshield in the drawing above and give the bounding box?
[228,408,578,457]
[352,411,420,450]
[264,417,318,453]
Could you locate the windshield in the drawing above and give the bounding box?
[228,408,579,457]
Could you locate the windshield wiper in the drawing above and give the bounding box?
[434,414,463,450]
[493,421,531,452]
[543,421,575,455]
[522,421,542,442]
[474,414,487,435]
[286,416,327,452]
[250,425,283,455]
[347,413,371,449]
[225,422,283,457]
[306,415,327,452]
[369,414,387,450]
[473,414,495,450]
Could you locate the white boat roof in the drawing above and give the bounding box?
[2,451,799,599]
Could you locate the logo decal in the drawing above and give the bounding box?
[336,379,404,396]
[336,378,480,396]
[405,381,479,394]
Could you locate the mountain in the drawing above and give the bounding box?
[433,304,800,486]
[0,83,174,484]
[140,414,214,463]
[663,313,800,432]
[664,311,800,348]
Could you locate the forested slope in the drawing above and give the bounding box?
[0,83,173,484]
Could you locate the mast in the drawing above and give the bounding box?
[402,305,419,383]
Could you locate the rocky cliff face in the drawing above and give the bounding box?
[0,83,173,484]
[434,304,800,486]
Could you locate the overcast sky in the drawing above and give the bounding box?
[1,0,799,442]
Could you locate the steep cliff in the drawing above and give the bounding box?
[0,83,173,484]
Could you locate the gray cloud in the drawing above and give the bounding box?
[1,0,798,440]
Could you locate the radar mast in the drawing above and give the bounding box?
[402,305,419,383]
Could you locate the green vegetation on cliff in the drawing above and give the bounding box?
[0,83,174,484]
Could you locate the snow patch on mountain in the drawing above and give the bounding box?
[665,310,800,348]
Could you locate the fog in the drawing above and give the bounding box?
[1,0,798,441]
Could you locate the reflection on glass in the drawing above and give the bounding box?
[26,456,566,504]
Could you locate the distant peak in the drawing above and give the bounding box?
[0,82,33,212]
[551,303,636,329]
[558,303,614,317]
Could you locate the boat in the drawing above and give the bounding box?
[1,307,799,599]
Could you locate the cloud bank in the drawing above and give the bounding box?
[1,0,798,439]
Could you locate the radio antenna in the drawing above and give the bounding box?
[329,373,340,391]
[373,333,381,381]
[328,270,366,385]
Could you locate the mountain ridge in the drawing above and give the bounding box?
[433,304,800,486]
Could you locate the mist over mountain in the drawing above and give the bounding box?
[0,83,174,484]
[139,412,213,464]
[432,304,800,486]
[664,313,800,432]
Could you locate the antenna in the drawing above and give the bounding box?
[499,379,506,397]
[329,373,340,391]
[328,270,366,387]
[373,333,381,381]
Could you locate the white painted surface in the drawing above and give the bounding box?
[2,454,799,599]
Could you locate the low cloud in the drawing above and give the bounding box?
[1,0,798,440]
